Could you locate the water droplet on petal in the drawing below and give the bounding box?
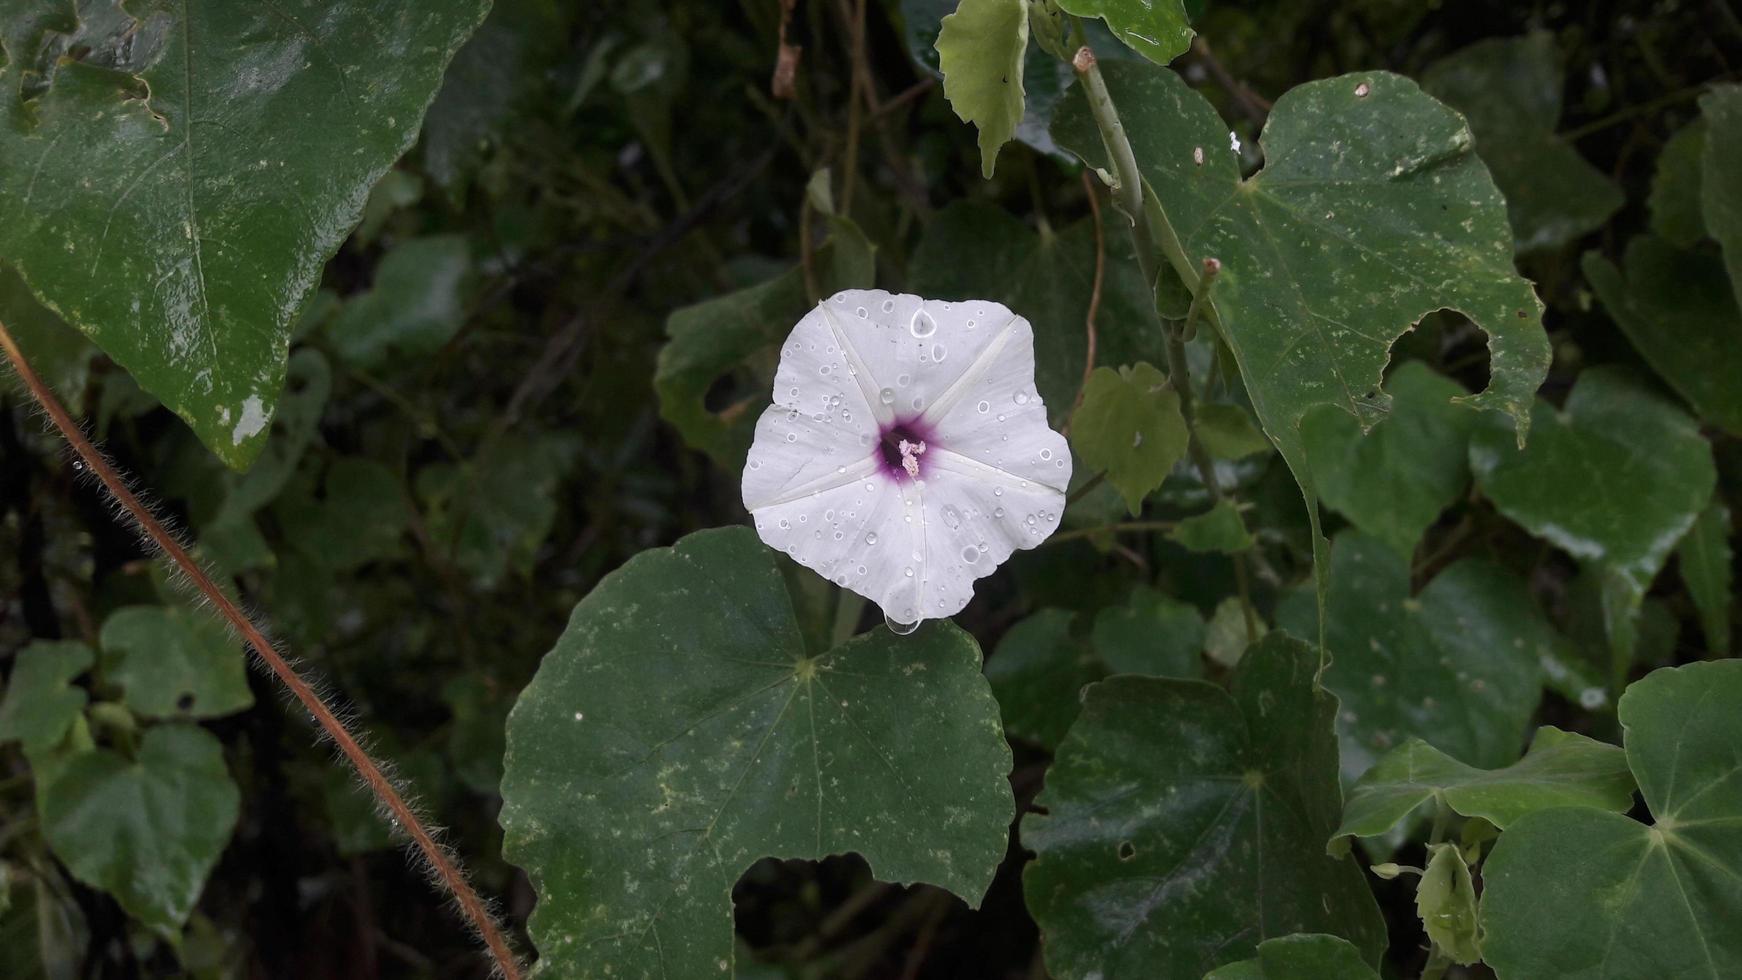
[909,308,937,338]
[1039,448,1052,460]
[881,299,895,313]
[897,373,911,387]
[903,567,914,577]
[932,343,947,362]
[855,306,868,318]
[994,507,1005,518]
[961,546,980,563]
[879,387,895,405]
[786,433,797,442]
[1013,391,1030,405]
[866,532,878,545]
[994,487,1003,497]
[885,614,919,635]
[977,400,990,414]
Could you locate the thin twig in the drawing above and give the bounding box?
[1066,170,1106,431]
[1188,37,1271,125]
[838,0,870,216]
[1064,470,1105,508]
[1044,519,1177,547]
[0,318,523,980]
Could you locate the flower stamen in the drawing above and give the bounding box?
[898,438,927,479]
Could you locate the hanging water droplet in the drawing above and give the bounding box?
[885,614,920,635]
[909,308,937,338]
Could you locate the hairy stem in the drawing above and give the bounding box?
[0,319,523,980]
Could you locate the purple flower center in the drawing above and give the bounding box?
[877,418,937,483]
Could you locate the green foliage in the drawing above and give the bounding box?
[499,528,1013,976]
[0,0,490,466]
[1678,500,1734,656]
[1167,498,1252,553]
[986,608,1099,748]
[937,0,1030,177]
[1203,934,1381,980]
[1701,85,1742,308]
[1053,0,1194,66]
[1070,363,1187,513]
[1415,843,1480,965]
[0,642,94,753]
[98,606,253,720]
[1481,661,1742,979]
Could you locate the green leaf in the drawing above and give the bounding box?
[274,457,412,572]
[655,239,872,468]
[1195,403,1273,460]
[1650,120,1707,248]
[936,0,1029,178]
[909,202,1153,425]
[1584,237,1742,436]
[1469,367,1717,672]
[38,725,239,935]
[1700,84,1742,307]
[1678,499,1733,657]
[0,265,95,407]
[98,606,253,721]
[1070,363,1188,514]
[326,235,474,368]
[1054,64,1549,655]
[1203,596,1262,668]
[415,432,581,588]
[986,609,1099,750]
[1421,32,1622,253]
[1276,532,1546,784]
[421,0,566,189]
[1090,584,1204,676]
[0,641,94,752]
[1022,633,1386,979]
[207,348,332,523]
[1332,727,1635,847]
[1481,660,1742,979]
[1202,934,1381,980]
[1168,499,1253,553]
[1053,0,1193,65]
[499,528,1013,977]
[0,0,490,467]
[442,677,509,796]
[1299,362,1475,558]
[1416,843,1480,965]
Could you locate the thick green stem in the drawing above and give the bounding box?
[831,587,867,646]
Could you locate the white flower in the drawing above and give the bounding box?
[742,289,1072,628]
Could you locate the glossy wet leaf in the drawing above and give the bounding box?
[1584,237,1742,436]
[1054,63,1549,639]
[1421,32,1622,252]
[38,725,239,935]
[1469,368,1716,671]
[1202,934,1380,980]
[1416,843,1480,965]
[1701,85,1742,306]
[98,606,253,721]
[1650,120,1707,248]
[1677,499,1733,656]
[986,609,1099,749]
[1053,0,1193,65]
[499,527,1013,978]
[655,239,872,468]
[0,0,490,467]
[1276,532,1545,784]
[1070,363,1188,514]
[0,641,94,753]
[1022,633,1386,979]
[1481,660,1742,979]
[1299,362,1475,558]
[327,236,474,369]
[1090,585,1204,677]
[1332,727,1634,847]
[1168,499,1252,553]
[936,0,1029,178]
[909,202,1154,424]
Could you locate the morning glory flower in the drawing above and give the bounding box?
[742,289,1072,630]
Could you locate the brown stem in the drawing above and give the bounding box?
[0,319,523,980]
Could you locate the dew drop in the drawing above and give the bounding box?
[994,487,1004,497]
[865,531,879,545]
[1013,391,1030,405]
[879,387,895,405]
[903,567,915,577]
[1039,448,1052,461]
[909,308,937,338]
[885,614,920,635]
[977,400,990,414]
[961,546,980,564]
[931,343,947,362]
[855,306,868,318]
[779,519,790,529]
[881,298,896,313]
[997,414,1006,422]
[749,460,761,470]
[897,373,911,387]
[911,396,925,411]
[994,507,1005,518]
[942,504,962,529]
[786,433,797,443]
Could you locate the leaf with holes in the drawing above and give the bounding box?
[499,527,1013,978]
[1022,633,1385,979]
[98,606,253,720]
[0,0,489,467]
[1481,660,1742,979]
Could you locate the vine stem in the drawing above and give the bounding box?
[0,318,523,980]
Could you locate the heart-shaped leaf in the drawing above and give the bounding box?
[0,641,94,752]
[499,527,1013,978]
[38,725,240,935]
[1070,363,1189,514]
[98,606,253,720]
[1090,585,1204,676]
[1332,727,1634,848]
[1276,532,1546,784]
[936,0,1029,177]
[1021,633,1385,979]
[0,0,489,466]
[1202,934,1381,980]
[1481,660,1742,979]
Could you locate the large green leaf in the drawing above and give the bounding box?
[936,0,1029,178]
[1701,85,1742,307]
[415,431,580,588]
[1331,727,1635,847]
[1054,64,1549,646]
[1481,660,1742,979]
[1202,934,1380,980]
[1650,120,1707,248]
[1421,32,1622,253]
[1677,499,1733,657]
[1021,633,1385,979]
[1469,368,1717,672]
[0,0,490,467]
[1054,0,1193,66]
[1070,363,1188,514]
[1090,585,1204,677]
[98,606,253,720]
[273,457,412,572]
[1276,532,1545,783]
[0,265,94,406]
[499,528,1013,978]
[38,724,240,935]
[1584,237,1742,436]
[0,641,94,752]
[985,608,1099,750]
[1299,362,1475,558]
